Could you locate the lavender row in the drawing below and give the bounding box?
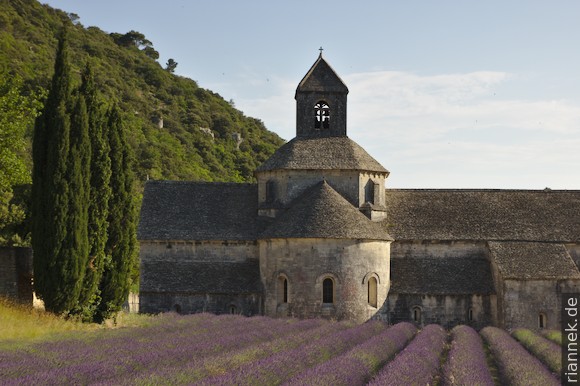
[125,318,346,385]
[541,329,563,346]
[368,324,447,386]
[480,326,559,386]
[284,322,417,386]
[512,328,561,376]
[1,314,314,385]
[441,325,494,386]
[1,313,264,378]
[199,320,388,385]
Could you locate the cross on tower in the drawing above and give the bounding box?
[319,46,324,56]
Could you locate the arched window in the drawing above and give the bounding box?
[229,305,237,314]
[539,313,547,329]
[174,304,182,314]
[314,101,330,129]
[412,306,421,323]
[322,278,334,303]
[277,276,288,304]
[368,277,377,308]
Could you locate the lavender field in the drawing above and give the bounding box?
[0,313,563,385]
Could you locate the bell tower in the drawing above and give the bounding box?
[295,50,349,138]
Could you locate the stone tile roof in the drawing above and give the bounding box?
[138,181,258,241]
[390,258,495,295]
[255,136,388,173]
[261,181,393,241]
[385,189,580,242]
[488,241,580,279]
[296,54,349,94]
[140,260,262,293]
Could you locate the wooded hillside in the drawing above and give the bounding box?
[0,0,285,244]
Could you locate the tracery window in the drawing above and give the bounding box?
[314,101,330,129]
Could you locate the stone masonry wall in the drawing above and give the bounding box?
[257,170,361,210]
[140,240,258,263]
[385,293,496,330]
[502,279,580,330]
[139,292,262,316]
[260,238,390,323]
[0,247,33,303]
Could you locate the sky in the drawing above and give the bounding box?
[43,1,580,189]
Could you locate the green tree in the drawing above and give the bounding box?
[95,105,136,323]
[61,92,91,312]
[165,58,178,73]
[31,28,77,314]
[74,64,111,321]
[0,73,42,245]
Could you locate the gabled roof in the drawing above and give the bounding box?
[140,260,262,294]
[385,189,580,242]
[138,181,258,241]
[260,181,392,241]
[488,241,580,280]
[255,136,388,173]
[390,258,495,295]
[296,54,348,95]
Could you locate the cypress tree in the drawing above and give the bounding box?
[60,92,91,310]
[31,27,76,313]
[95,105,136,323]
[74,64,111,320]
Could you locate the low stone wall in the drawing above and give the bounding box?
[0,247,33,303]
[139,292,262,316]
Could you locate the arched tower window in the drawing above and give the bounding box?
[412,306,422,323]
[539,313,547,329]
[277,276,288,304]
[314,101,330,129]
[322,278,334,303]
[368,277,377,308]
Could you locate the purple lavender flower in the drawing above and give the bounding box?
[480,326,559,386]
[284,322,417,386]
[368,324,447,386]
[442,325,494,385]
[512,328,561,376]
[200,320,388,385]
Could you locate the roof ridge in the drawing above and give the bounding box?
[386,188,580,193]
[145,180,257,187]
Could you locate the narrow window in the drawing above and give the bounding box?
[266,180,276,203]
[368,277,377,308]
[539,313,547,329]
[468,308,474,322]
[277,276,288,304]
[174,304,181,314]
[314,102,330,129]
[412,306,421,323]
[229,305,237,314]
[322,278,333,303]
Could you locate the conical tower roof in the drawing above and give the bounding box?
[255,136,388,173]
[260,181,392,240]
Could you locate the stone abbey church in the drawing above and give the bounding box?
[138,54,580,330]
